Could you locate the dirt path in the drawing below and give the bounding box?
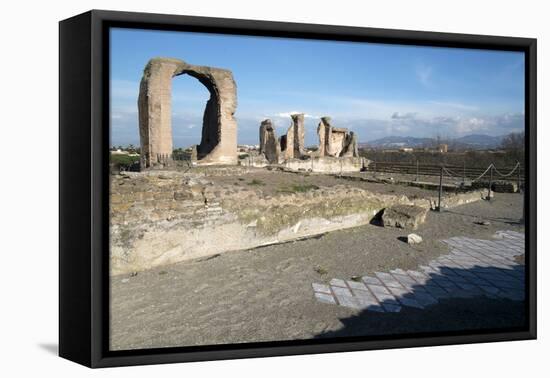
[110,193,525,351]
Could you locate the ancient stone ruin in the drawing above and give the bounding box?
[256,114,365,173]
[138,57,238,168]
[317,117,359,158]
[259,119,280,164]
[279,113,306,160]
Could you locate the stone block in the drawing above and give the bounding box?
[382,204,428,230]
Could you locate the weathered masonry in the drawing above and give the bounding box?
[317,117,359,158]
[259,119,280,164]
[138,57,238,168]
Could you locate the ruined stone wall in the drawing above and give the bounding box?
[110,172,395,275]
[110,170,486,275]
[317,117,358,158]
[328,128,346,156]
[283,157,365,173]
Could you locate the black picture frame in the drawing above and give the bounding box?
[59,9,537,368]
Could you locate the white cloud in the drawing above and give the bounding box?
[415,64,433,87]
[275,111,319,119]
[391,112,417,120]
[428,101,479,111]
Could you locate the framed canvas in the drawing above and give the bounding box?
[59,10,537,368]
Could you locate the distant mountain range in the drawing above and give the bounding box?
[362,134,505,150]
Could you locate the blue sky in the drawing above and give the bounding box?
[110,27,525,147]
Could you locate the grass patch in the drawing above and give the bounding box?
[313,266,328,275]
[278,183,320,193]
[248,179,265,186]
[350,276,362,282]
[110,154,140,166]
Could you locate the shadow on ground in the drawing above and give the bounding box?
[314,263,526,339]
[37,343,58,355]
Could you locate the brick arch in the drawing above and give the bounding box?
[137,57,237,168]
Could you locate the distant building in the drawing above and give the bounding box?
[399,147,414,153]
[438,144,448,153]
[110,149,129,155]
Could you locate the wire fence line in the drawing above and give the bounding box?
[369,161,524,182]
[368,161,522,212]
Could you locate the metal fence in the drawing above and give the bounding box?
[369,161,523,212]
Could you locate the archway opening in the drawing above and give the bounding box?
[170,73,214,160]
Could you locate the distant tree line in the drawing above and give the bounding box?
[360,132,525,168]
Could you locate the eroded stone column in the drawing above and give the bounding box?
[290,113,306,158]
[259,119,280,164]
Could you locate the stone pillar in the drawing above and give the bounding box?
[259,119,280,164]
[341,132,359,157]
[290,113,306,158]
[281,123,294,160]
[138,59,181,168]
[317,117,331,157]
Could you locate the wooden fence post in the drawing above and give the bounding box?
[488,164,493,201]
[517,161,521,193]
[438,166,443,212]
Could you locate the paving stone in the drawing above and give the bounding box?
[407,270,430,284]
[315,292,336,304]
[392,274,419,288]
[332,286,352,298]
[413,292,438,307]
[313,230,525,309]
[454,282,479,291]
[397,296,424,309]
[330,278,347,287]
[346,280,368,291]
[364,304,386,313]
[477,285,501,295]
[387,286,411,298]
[335,294,360,309]
[431,277,459,289]
[487,279,524,290]
[455,270,482,279]
[419,265,438,274]
[353,289,377,301]
[390,268,407,275]
[312,283,331,294]
[362,275,382,285]
[424,285,450,299]
[445,274,471,284]
[382,303,402,312]
[374,272,403,288]
[354,295,381,310]
[372,292,400,306]
[367,284,391,295]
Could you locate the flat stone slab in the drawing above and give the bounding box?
[312,230,525,313]
[381,204,428,230]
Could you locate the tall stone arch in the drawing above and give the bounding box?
[138,57,238,168]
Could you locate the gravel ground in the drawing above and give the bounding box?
[110,192,525,351]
